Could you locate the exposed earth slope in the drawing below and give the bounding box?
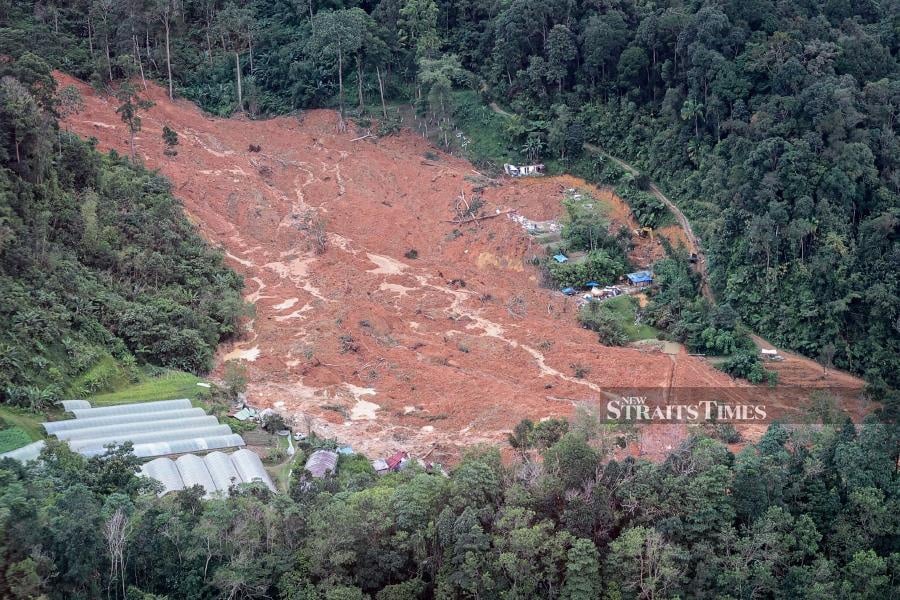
[58,74,865,463]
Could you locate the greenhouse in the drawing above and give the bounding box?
[43,408,206,434]
[42,399,245,459]
[59,399,92,412]
[70,398,192,419]
[82,433,246,459]
[69,424,233,454]
[140,449,276,497]
[54,415,219,441]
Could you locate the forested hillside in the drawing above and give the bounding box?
[2,0,895,391]
[0,52,244,405]
[1,421,897,599]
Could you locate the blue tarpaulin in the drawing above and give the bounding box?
[626,271,653,284]
[561,287,576,295]
[553,254,568,263]
[585,281,600,288]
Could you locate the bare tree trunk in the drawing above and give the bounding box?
[376,65,387,119]
[337,46,345,130]
[105,29,113,81]
[105,42,112,81]
[165,17,173,99]
[248,36,254,73]
[87,17,94,58]
[235,51,243,113]
[205,13,213,63]
[356,57,364,111]
[134,35,147,90]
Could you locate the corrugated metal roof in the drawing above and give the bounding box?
[305,450,338,478]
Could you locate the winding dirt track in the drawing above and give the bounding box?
[59,76,865,463]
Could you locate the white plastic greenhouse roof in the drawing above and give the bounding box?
[81,433,245,458]
[140,449,276,497]
[69,424,233,453]
[70,398,192,419]
[42,398,245,459]
[59,399,92,411]
[43,408,206,434]
[0,440,45,463]
[55,415,219,441]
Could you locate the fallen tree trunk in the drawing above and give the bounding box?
[444,210,515,224]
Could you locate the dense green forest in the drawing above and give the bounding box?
[1,0,895,392]
[0,50,244,405]
[1,419,897,599]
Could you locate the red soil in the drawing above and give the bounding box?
[57,74,868,463]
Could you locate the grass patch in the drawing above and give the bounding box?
[67,354,137,398]
[0,405,48,442]
[602,296,659,342]
[89,370,209,406]
[452,90,524,172]
[0,427,34,453]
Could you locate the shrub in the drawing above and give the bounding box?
[577,304,629,346]
[548,250,626,288]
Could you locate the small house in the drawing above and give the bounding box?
[504,163,545,177]
[760,348,784,362]
[305,450,339,478]
[626,271,653,288]
[386,451,409,472]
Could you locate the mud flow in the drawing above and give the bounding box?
[58,74,865,463]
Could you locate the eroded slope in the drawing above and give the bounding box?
[58,75,862,462]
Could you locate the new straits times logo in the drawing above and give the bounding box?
[607,396,767,422]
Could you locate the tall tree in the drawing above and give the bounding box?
[153,0,176,100]
[115,82,154,161]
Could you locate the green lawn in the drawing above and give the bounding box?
[602,295,660,342]
[0,405,49,451]
[0,427,34,453]
[89,370,210,406]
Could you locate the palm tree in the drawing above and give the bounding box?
[680,98,704,139]
[522,134,545,162]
